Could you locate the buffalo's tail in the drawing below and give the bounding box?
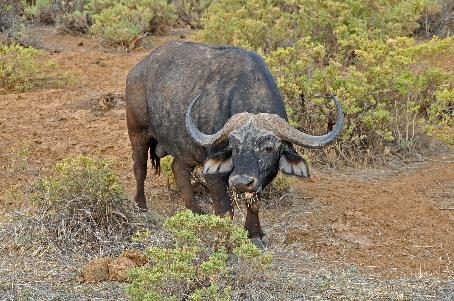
[149,137,161,175]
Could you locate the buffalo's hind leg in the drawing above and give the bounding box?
[171,158,205,214]
[129,130,150,210]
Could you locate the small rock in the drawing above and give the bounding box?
[108,256,136,282]
[81,257,112,283]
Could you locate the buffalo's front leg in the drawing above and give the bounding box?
[245,200,267,249]
[204,174,233,218]
[171,158,204,214]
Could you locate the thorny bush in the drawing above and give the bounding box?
[0,156,142,255]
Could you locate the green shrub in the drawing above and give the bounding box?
[425,86,454,145]
[23,0,54,23]
[148,0,177,35]
[159,155,174,183]
[0,43,74,91]
[199,0,294,52]
[126,210,271,301]
[22,0,88,24]
[265,36,454,154]
[200,0,431,52]
[90,3,152,47]
[0,44,39,91]
[57,10,91,35]
[84,0,116,14]
[88,0,176,47]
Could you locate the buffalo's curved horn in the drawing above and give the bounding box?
[185,92,254,146]
[256,95,344,149]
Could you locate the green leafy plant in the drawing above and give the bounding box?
[23,0,55,24]
[126,210,271,301]
[0,44,40,91]
[159,156,174,184]
[57,10,91,35]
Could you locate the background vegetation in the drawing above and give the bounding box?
[5,0,451,159]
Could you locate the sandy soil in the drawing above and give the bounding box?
[1,25,454,299]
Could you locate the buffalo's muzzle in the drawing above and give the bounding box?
[229,175,258,192]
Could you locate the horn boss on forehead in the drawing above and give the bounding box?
[186,93,344,149]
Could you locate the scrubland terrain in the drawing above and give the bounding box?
[1,0,454,300]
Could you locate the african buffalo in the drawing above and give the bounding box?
[126,41,343,248]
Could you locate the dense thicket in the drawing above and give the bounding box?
[199,0,454,160]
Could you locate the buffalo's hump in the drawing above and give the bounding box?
[131,41,288,164]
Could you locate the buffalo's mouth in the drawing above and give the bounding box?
[230,188,261,206]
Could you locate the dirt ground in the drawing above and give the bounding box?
[1,26,454,300]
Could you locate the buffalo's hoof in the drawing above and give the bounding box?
[261,235,270,248]
[250,237,268,250]
[134,197,148,212]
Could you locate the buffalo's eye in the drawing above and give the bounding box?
[259,140,276,154]
[264,146,273,153]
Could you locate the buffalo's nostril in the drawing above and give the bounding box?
[229,175,257,192]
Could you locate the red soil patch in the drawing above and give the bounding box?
[294,159,454,277]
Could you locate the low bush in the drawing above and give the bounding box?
[23,0,55,24]
[22,0,88,24]
[264,36,454,156]
[29,156,133,251]
[172,0,213,29]
[90,3,152,47]
[56,10,91,35]
[126,210,271,301]
[0,44,39,91]
[0,43,74,91]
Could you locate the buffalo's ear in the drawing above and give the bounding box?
[203,149,233,175]
[279,145,309,178]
